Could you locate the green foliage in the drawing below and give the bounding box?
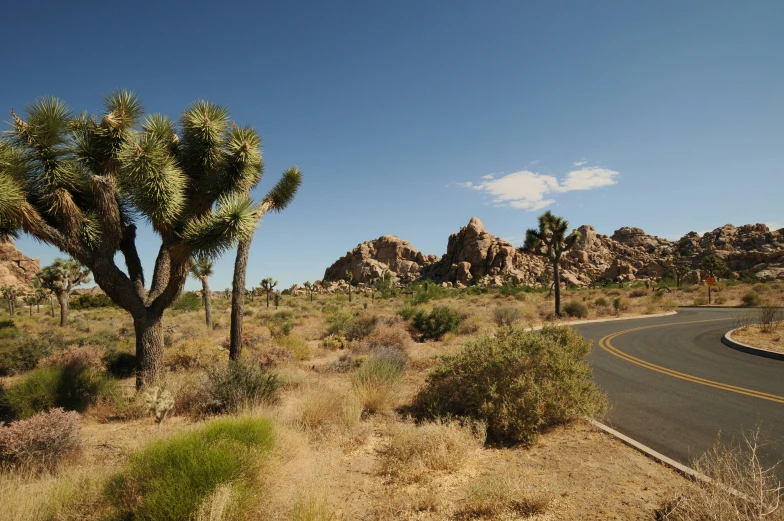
[2,362,117,419]
[410,306,462,341]
[106,417,274,521]
[102,348,136,379]
[204,361,279,414]
[563,301,589,318]
[397,305,419,321]
[325,311,378,341]
[741,292,762,307]
[172,292,202,311]
[409,281,449,305]
[0,333,53,376]
[375,271,398,298]
[266,311,294,338]
[594,297,608,307]
[69,293,115,310]
[411,325,607,446]
[737,271,759,284]
[699,255,729,278]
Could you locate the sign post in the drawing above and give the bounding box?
[705,276,715,304]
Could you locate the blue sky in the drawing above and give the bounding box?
[2,1,782,290]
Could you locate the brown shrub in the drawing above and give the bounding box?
[0,408,81,471]
[40,345,104,371]
[364,319,411,352]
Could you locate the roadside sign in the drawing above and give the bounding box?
[705,276,715,287]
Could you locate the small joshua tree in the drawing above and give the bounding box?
[303,281,315,302]
[522,211,580,318]
[189,255,214,328]
[143,386,175,431]
[260,278,277,309]
[1,286,17,317]
[345,270,354,303]
[35,258,90,327]
[668,252,691,288]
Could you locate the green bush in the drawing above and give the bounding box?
[493,306,523,327]
[410,306,461,341]
[0,335,53,376]
[266,312,294,338]
[2,362,117,419]
[325,311,377,341]
[409,281,449,305]
[563,301,589,319]
[106,417,274,521]
[204,361,279,414]
[397,305,419,321]
[411,325,607,446]
[69,293,115,310]
[741,292,762,307]
[693,296,708,306]
[172,292,202,311]
[594,297,608,307]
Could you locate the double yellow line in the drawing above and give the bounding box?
[598,318,784,405]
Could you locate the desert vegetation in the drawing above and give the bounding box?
[0,276,780,519]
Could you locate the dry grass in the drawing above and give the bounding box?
[455,470,555,520]
[378,420,484,483]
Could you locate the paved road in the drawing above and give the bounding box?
[575,308,784,477]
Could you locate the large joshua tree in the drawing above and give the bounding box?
[521,211,580,318]
[0,92,270,388]
[189,255,214,328]
[36,258,90,327]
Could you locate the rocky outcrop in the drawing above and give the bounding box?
[323,235,438,284]
[0,239,40,290]
[321,219,784,288]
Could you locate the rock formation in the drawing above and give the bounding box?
[321,218,784,288]
[0,239,40,290]
[323,235,438,284]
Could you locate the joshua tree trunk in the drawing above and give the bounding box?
[553,260,562,318]
[265,291,270,308]
[56,290,68,327]
[50,296,54,317]
[229,238,252,361]
[133,310,164,389]
[200,277,212,328]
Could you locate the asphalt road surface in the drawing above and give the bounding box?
[576,307,784,477]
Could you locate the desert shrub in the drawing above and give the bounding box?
[409,281,449,305]
[613,297,629,313]
[493,306,523,327]
[2,362,117,419]
[364,319,411,351]
[379,421,485,483]
[325,310,378,341]
[295,386,362,435]
[411,325,607,446]
[320,333,347,351]
[351,351,404,414]
[203,361,279,414]
[741,291,762,307]
[0,335,53,376]
[0,408,81,471]
[69,293,115,310]
[102,347,136,378]
[693,296,708,306]
[657,430,783,521]
[397,304,419,321]
[457,471,553,519]
[410,306,461,341]
[757,303,783,334]
[629,288,649,298]
[594,297,608,307]
[172,292,202,311]
[276,334,311,361]
[266,311,295,338]
[106,417,274,521]
[563,301,589,319]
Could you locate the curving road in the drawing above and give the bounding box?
[575,308,784,477]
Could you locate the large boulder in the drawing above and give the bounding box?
[0,239,40,290]
[323,235,437,284]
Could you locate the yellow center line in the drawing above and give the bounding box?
[597,318,784,405]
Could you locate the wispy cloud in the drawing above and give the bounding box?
[573,160,587,167]
[460,165,620,211]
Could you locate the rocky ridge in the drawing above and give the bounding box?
[0,239,40,290]
[321,218,784,289]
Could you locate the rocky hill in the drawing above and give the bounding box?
[322,218,784,288]
[0,239,40,290]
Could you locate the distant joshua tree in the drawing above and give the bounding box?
[345,270,354,303]
[260,278,278,309]
[521,211,580,318]
[303,281,316,302]
[1,286,18,317]
[189,255,214,328]
[35,258,90,327]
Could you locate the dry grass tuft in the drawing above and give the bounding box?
[378,420,484,483]
[456,471,554,520]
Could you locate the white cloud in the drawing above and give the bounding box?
[461,165,620,211]
[573,160,587,167]
[480,174,495,180]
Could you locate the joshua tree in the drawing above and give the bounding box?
[260,278,278,309]
[345,270,354,303]
[1,286,17,317]
[667,253,691,288]
[31,278,49,313]
[699,254,727,305]
[228,168,301,361]
[0,92,270,388]
[189,255,214,328]
[35,258,90,327]
[521,211,580,318]
[303,281,316,302]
